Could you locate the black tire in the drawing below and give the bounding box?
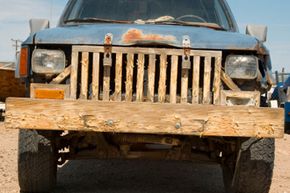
[18,130,57,193]
[222,138,275,193]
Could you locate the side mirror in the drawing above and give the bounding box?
[246,25,268,42]
[29,19,50,35]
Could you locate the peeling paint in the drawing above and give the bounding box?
[122,29,176,44]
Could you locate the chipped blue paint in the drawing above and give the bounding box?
[24,23,259,51]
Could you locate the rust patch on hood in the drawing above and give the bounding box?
[122,29,176,44]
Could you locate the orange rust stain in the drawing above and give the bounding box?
[122,29,176,44]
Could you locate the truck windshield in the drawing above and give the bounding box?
[64,0,233,30]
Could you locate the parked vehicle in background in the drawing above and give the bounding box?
[4,0,284,193]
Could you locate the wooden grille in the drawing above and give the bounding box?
[70,46,222,104]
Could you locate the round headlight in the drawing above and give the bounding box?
[32,49,65,74]
[225,55,258,80]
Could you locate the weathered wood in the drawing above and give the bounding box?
[147,54,156,102]
[192,56,200,104]
[125,53,134,102]
[103,66,111,101]
[92,53,100,100]
[170,55,178,104]
[5,98,284,138]
[181,69,189,104]
[136,54,145,102]
[158,54,167,102]
[50,66,71,84]
[114,53,122,101]
[221,71,241,91]
[203,57,211,104]
[221,90,260,107]
[213,57,221,105]
[73,46,222,58]
[80,52,89,99]
[70,51,79,99]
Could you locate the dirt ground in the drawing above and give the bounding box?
[0,123,289,193]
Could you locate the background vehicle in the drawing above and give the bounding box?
[4,0,284,193]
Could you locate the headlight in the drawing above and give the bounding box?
[225,55,258,79]
[32,49,65,74]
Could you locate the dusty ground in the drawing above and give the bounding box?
[0,123,289,193]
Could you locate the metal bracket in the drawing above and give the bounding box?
[103,33,113,67]
[182,35,191,70]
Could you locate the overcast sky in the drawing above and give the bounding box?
[0,0,289,72]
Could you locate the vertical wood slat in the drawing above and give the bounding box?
[114,53,123,101]
[103,66,111,101]
[125,53,134,102]
[213,56,222,104]
[147,54,156,102]
[70,51,79,99]
[158,54,167,102]
[80,52,89,99]
[181,69,189,104]
[170,55,178,104]
[136,54,145,102]
[192,56,200,104]
[92,53,100,100]
[203,56,211,104]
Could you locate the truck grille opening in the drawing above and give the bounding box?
[70,46,222,104]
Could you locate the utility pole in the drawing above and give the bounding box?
[11,39,22,59]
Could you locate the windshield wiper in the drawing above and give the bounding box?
[64,17,132,24]
[135,16,226,31]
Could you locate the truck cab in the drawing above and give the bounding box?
[5,0,284,193]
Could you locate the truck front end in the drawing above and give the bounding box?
[5,0,284,193]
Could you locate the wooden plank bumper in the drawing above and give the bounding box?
[4,98,284,138]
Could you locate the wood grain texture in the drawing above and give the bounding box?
[103,66,111,101]
[181,69,189,104]
[221,71,241,91]
[158,54,167,102]
[92,53,100,100]
[70,51,79,99]
[213,57,221,105]
[192,56,200,104]
[80,52,89,99]
[114,53,122,101]
[5,98,284,138]
[203,57,211,104]
[170,56,178,104]
[125,53,134,102]
[147,54,156,102]
[50,66,71,84]
[136,54,145,102]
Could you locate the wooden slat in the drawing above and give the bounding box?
[50,66,71,84]
[125,53,134,102]
[92,53,100,100]
[80,52,89,99]
[203,57,211,104]
[114,53,123,101]
[221,71,241,91]
[70,51,78,99]
[192,56,200,104]
[158,54,167,102]
[136,54,145,102]
[213,57,221,104]
[181,69,189,104]
[103,66,111,101]
[170,56,178,104]
[5,98,284,138]
[147,54,156,102]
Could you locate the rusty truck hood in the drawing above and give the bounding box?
[29,23,259,50]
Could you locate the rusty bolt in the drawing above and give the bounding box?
[106,119,114,127]
[175,122,181,129]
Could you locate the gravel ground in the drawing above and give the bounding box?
[0,124,289,193]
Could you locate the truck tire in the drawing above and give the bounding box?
[222,138,274,193]
[18,130,57,193]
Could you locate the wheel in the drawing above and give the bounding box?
[18,130,57,193]
[222,138,274,193]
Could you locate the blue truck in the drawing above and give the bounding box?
[3,0,284,193]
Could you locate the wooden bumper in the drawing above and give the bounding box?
[4,98,284,138]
